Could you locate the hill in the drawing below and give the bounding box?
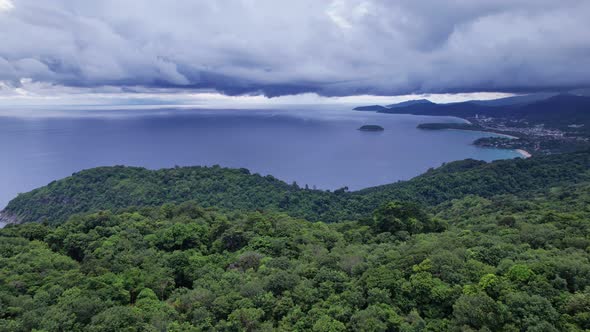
[386,99,434,108]
[353,149,590,206]
[471,93,557,107]
[0,165,343,225]
[3,150,590,225]
[1,163,590,330]
[509,94,590,131]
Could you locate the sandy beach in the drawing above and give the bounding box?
[516,149,532,158]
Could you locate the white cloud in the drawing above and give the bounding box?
[0,0,588,96]
[0,79,514,112]
[0,0,13,12]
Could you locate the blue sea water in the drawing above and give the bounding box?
[0,106,520,215]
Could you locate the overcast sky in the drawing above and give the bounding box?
[0,0,589,104]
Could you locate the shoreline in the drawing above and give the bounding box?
[444,128,519,139]
[491,132,519,139]
[453,127,521,140]
[413,118,532,158]
[516,149,532,158]
[415,117,522,139]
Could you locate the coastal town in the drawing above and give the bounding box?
[419,114,590,156]
[469,115,590,155]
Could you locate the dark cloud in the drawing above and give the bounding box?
[0,0,589,96]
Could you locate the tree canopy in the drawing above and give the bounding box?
[4,150,589,224]
[1,150,590,330]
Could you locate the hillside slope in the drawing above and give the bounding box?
[1,166,342,224]
[4,150,590,224]
[353,150,590,207]
[1,179,589,330]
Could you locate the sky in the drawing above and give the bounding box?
[0,0,589,106]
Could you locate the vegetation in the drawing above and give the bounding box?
[1,151,590,330]
[2,166,343,225]
[473,137,590,156]
[2,182,590,330]
[358,125,385,131]
[4,151,589,225]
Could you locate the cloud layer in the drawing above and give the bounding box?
[0,0,589,96]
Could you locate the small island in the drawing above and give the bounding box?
[358,125,384,131]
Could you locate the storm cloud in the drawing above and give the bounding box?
[0,0,589,96]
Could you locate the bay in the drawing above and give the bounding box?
[0,106,520,212]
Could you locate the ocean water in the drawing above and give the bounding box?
[0,106,520,214]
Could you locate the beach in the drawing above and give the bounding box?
[516,149,532,158]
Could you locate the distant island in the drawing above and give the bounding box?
[358,124,384,131]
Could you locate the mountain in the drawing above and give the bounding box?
[379,100,496,118]
[509,94,590,127]
[373,93,590,130]
[470,93,557,107]
[4,150,589,225]
[382,94,556,111]
[386,99,434,108]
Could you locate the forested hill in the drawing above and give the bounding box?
[353,149,590,207]
[4,150,590,225]
[1,170,590,330]
[2,166,339,225]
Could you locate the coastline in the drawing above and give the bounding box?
[416,117,522,139]
[444,128,519,139]
[414,117,532,157]
[491,132,519,139]
[516,149,532,158]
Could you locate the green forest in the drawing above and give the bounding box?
[1,150,590,331]
[4,150,590,224]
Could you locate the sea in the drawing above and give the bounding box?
[0,105,520,226]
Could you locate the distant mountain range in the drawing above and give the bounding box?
[468,93,558,107]
[354,93,590,131]
[386,99,434,108]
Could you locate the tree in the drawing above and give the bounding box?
[86,306,143,332]
[349,304,402,332]
[371,202,444,236]
[313,315,346,332]
[228,308,264,332]
[453,293,505,330]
